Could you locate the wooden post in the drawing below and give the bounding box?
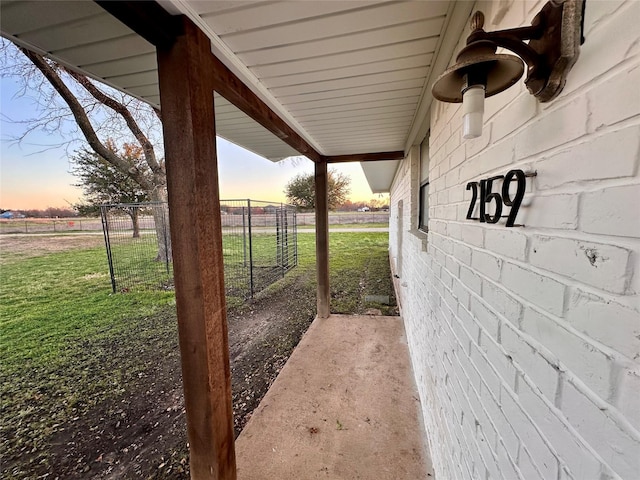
[315,160,330,319]
[156,18,236,480]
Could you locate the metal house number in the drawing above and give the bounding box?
[465,169,536,227]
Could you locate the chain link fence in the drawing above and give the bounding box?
[100,200,297,302]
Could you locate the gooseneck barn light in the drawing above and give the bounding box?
[432,0,585,139]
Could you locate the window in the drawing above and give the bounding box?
[419,181,429,232]
[418,138,430,232]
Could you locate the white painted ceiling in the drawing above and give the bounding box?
[0,0,471,188]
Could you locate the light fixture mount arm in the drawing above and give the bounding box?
[432,0,585,103]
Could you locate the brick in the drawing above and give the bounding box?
[581,184,640,238]
[518,447,546,480]
[450,144,466,169]
[529,235,632,295]
[582,0,625,36]
[515,97,588,159]
[484,71,523,121]
[563,1,640,98]
[448,184,465,203]
[501,324,559,401]
[453,241,472,266]
[496,440,524,480]
[470,296,501,338]
[501,262,566,316]
[501,387,558,479]
[484,228,528,262]
[447,222,462,242]
[460,136,515,183]
[457,346,481,392]
[465,123,492,158]
[589,64,640,129]
[445,168,459,189]
[520,193,578,230]
[440,266,453,290]
[429,219,447,235]
[460,265,482,295]
[562,379,640,479]
[477,427,500,480]
[618,367,640,433]
[518,377,603,479]
[480,332,517,390]
[522,307,614,401]
[460,224,484,248]
[445,255,460,277]
[566,290,640,362]
[534,125,640,190]
[482,280,523,324]
[491,92,538,141]
[472,249,502,281]
[458,306,480,348]
[481,384,520,460]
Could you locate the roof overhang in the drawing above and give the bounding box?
[361,160,403,194]
[0,0,472,170]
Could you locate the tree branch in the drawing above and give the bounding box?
[18,47,154,191]
[64,68,162,175]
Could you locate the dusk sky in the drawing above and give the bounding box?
[0,74,382,211]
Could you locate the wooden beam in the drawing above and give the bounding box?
[94,1,182,49]
[95,1,323,163]
[208,54,323,163]
[325,151,405,163]
[156,18,236,480]
[315,160,330,319]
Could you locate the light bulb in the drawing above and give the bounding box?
[462,85,485,139]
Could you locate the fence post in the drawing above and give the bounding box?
[53,220,56,232]
[162,204,171,276]
[247,199,254,298]
[100,206,117,293]
[283,205,289,275]
[293,210,298,267]
[242,206,247,267]
[25,221,28,233]
[275,205,281,272]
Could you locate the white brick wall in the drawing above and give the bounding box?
[389,1,640,479]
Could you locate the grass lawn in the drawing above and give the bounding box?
[297,222,389,230]
[0,231,395,478]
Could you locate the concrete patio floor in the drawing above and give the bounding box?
[236,314,434,479]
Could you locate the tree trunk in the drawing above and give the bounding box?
[130,207,141,238]
[150,189,172,262]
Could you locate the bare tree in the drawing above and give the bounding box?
[0,39,170,259]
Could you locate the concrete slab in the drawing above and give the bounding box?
[236,314,433,479]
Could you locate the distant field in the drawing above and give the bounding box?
[0,212,388,234]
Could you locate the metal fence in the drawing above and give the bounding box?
[100,200,297,301]
[0,217,103,233]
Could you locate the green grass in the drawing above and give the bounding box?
[0,231,393,375]
[0,231,395,477]
[297,222,389,230]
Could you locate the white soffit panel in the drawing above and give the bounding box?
[174,0,452,156]
[214,94,300,161]
[361,160,402,194]
[1,1,471,164]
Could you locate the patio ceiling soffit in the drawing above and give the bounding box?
[95,0,405,165]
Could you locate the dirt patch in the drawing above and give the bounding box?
[0,234,105,262]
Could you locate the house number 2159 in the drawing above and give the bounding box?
[466,169,536,227]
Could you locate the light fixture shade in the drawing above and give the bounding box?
[432,53,525,103]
